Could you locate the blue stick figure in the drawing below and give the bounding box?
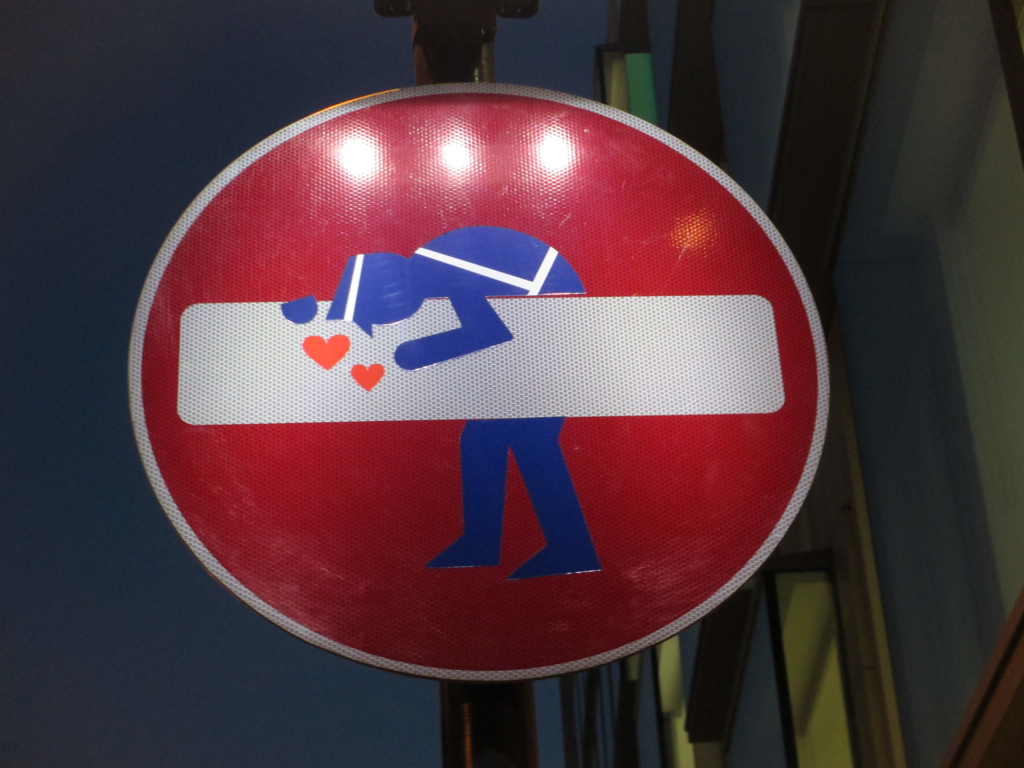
[282,226,601,579]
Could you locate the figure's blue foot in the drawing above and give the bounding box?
[427,536,501,569]
[507,545,601,580]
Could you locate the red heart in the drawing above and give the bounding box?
[351,363,385,391]
[302,335,350,370]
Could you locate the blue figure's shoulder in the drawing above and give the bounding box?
[412,226,585,298]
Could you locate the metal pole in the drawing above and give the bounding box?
[412,2,497,85]
[375,0,538,85]
[372,2,541,766]
[440,681,540,768]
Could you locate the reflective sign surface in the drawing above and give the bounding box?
[130,84,828,680]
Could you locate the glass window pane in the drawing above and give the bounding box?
[775,572,855,768]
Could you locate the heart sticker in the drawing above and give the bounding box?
[302,335,350,370]
[351,364,385,391]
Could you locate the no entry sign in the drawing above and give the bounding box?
[129,84,827,680]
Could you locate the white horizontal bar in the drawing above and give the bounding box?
[177,295,784,425]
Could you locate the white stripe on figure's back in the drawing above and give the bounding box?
[343,253,364,322]
[527,247,559,296]
[415,247,534,291]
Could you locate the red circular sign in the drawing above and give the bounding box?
[130,84,827,680]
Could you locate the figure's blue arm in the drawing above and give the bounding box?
[394,292,513,370]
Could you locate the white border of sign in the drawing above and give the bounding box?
[128,83,829,681]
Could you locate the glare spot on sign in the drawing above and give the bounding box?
[671,208,720,256]
[538,133,572,172]
[442,142,472,171]
[338,137,378,178]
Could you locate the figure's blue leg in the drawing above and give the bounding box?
[395,292,513,370]
[428,420,509,568]
[505,418,601,580]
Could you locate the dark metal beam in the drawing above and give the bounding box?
[581,669,602,768]
[560,675,582,768]
[666,0,725,164]
[767,0,887,321]
[619,0,652,53]
[685,586,759,747]
[986,0,1024,170]
[613,656,645,768]
[763,573,800,768]
[764,549,834,574]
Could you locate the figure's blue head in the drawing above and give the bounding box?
[324,252,423,335]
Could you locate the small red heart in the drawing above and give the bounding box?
[302,335,350,370]
[351,363,385,391]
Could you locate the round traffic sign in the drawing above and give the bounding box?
[130,84,827,680]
